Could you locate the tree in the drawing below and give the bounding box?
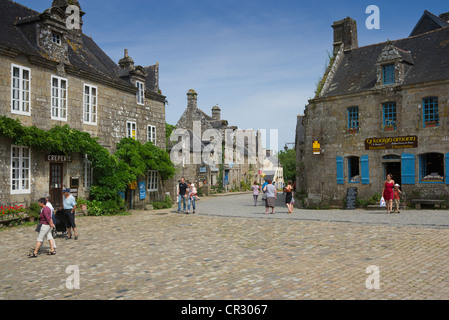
[278,148,296,183]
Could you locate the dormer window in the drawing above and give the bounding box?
[52,33,62,45]
[136,81,145,105]
[382,64,395,84]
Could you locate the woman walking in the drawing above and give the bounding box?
[28,198,56,258]
[263,180,277,214]
[382,174,395,214]
[284,180,294,214]
[251,181,260,206]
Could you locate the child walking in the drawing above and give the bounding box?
[394,184,402,213]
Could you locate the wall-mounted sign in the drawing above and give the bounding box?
[128,181,137,190]
[365,136,418,150]
[313,141,321,155]
[199,166,207,173]
[139,182,146,200]
[45,154,72,163]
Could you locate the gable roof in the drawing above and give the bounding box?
[410,10,449,37]
[0,0,163,97]
[321,25,449,99]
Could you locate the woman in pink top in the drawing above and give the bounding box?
[28,198,56,258]
[251,181,260,207]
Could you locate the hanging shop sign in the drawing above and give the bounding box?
[365,136,418,150]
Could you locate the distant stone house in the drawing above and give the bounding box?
[0,0,168,209]
[299,10,449,208]
[172,89,261,195]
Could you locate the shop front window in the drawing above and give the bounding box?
[348,156,360,183]
[419,153,444,183]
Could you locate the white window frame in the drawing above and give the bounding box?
[147,125,156,144]
[127,121,137,140]
[10,145,31,195]
[136,81,145,105]
[148,170,159,192]
[83,154,93,189]
[51,75,68,121]
[11,64,31,116]
[52,33,62,45]
[83,84,97,125]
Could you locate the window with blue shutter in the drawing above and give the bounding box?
[361,155,370,184]
[446,153,449,185]
[401,153,415,185]
[336,156,344,185]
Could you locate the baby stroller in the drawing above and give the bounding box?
[52,209,68,238]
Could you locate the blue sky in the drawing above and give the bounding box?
[19,0,449,150]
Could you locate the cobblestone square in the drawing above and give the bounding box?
[1,194,448,300]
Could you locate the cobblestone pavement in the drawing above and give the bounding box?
[1,193,449,300]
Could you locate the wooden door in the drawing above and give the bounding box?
[50,163,63,209]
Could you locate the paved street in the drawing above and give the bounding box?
[1,193,449,300]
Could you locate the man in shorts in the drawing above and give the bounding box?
[62,188,78,240]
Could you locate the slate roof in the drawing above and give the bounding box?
[321,24,449,98]
[0,0,161,95]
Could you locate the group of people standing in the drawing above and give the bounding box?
[252,180,295,214]
[28,189,79,258]
[177,177,199,214]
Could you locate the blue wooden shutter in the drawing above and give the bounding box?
[361,155,370,184]
[336,156,344,185]
[401,153,416,185]
[446,153,449,185]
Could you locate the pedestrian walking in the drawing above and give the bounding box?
[263,180,277,214]
[251,181,260,206]
[45,196,57,249]
[177,177,188,212]
[284,180,294,214]
[187,183,197,214]
[382,174,395,214]
[394,184,402,214]
[28,198,56,258]
[62,188,78,240]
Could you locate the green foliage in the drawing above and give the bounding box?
[278,148,296,183]
[26,203,41,219]
[152,195,173,210]
[165,123,176,151]
[87,199,126,216]
[0,116,175,216]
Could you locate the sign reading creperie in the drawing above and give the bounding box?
[365,136,418,150]
[45,154,73,163]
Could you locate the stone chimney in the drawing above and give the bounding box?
[187,89,198,110]
[439,12,449,23]
[119,49,135,70]
[212,105,221,120]
[332,17,358,55]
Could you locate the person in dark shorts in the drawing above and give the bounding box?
[177,177,188,212]
[284,180,294,214]
[62,188,78,240]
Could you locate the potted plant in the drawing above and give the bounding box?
[384,124,395,131]
[347,127,358,134]
[76,198,88,210]
[26,203,40,223]
[425,121,437,128]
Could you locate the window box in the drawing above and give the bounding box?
[384,125,395,131]
[347,128,359,134]
[424,121,437,128]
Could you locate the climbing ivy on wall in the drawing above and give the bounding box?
[0,116,175,205]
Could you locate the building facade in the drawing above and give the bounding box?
[299,11,449,208]
[0,0,168,209]
[172,89,262,195]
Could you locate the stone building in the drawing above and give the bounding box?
[0,0,168,209]
[299,10,449,208]
[172,89,262,195]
